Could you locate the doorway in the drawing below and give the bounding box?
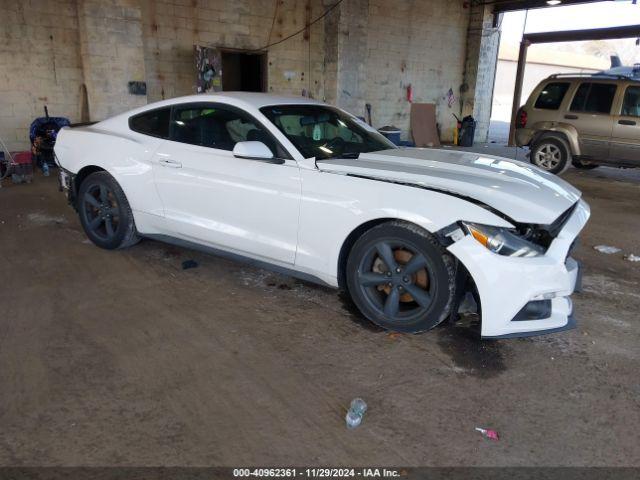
[221,51,267,92]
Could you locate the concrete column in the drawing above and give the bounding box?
[461,4,500,143]
[323,0,340,105]
[76,0,147,121]
[323,0,369,117]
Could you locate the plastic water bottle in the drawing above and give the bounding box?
[345,398,367,429]
[42,161,50,177]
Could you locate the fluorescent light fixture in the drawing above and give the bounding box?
[546,0,561,5]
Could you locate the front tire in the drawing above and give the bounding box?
[531,137,569,174]
[77,171,140,249]
[345,221,456,333]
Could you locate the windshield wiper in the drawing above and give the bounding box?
[336,152,360,159]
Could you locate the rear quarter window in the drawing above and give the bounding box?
[534,82,570,110]
[129,108,171,138]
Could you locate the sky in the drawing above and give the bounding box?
[501,1,640,42]
[500,1,640,64]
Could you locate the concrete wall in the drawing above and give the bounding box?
[0,0,496,151]
[0,0,84,151]
[365,0,470,141]
[139,0,327,103]
[77,0,148,120]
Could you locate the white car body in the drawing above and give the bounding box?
[54,92,590,338]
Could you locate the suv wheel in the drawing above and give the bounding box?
[530,137,569,174]
[572,159,599,170]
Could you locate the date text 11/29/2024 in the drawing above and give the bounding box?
[233,468,404,478]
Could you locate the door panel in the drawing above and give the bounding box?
[566,82,616,159]
[611,85,640,165]
[152,141,301,264]
[151,102,301,264]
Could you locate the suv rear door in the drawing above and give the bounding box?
[610,84,640,165]
[564,82,617,160]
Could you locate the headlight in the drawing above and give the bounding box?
[461,222,545,258]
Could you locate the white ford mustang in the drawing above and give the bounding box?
[54,92,590,338]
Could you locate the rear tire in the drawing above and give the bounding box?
[530,137,570,174]
[345,221,456,333]
[572,159,599,170]
[77,171,140,250]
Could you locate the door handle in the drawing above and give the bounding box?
[158,158,182,168]
[564,114,578,120]
[618,119,637,126]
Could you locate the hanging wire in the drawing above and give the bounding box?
[206,0,343,54]
[251,0,343,52]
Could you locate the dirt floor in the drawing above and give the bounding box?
[0,164,639,467]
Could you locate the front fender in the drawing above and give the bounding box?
[294,170,513,286]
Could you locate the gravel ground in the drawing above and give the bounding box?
[0,166,638,467]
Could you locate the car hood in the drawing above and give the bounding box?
[316,148,582,225]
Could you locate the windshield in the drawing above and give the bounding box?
[259,104,396,159]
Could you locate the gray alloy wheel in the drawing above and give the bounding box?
[77,171,140,250]
[530,137,569,174]
[534,143,562,170]
[345,221,456,333]
[356,240,434,320]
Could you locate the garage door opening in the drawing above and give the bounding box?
[221,51,267,92]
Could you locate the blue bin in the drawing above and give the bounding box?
[378,126,402,145]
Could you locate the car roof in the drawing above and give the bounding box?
[544,73,640,83]
[96,92,330,131]
[139,92,326,112]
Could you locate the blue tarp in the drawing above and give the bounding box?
[29,116,70,144]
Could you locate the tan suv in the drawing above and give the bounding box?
[515,73,640,174]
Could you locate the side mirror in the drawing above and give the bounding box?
[233,141,281,163]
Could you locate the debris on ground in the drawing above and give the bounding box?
[594,245,621,254]
[181,259,198,270]
[387,332,402,340]
[475,427,499,441]
[345,398,367,429]
[625,254,640,262]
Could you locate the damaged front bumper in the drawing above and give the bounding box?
[57,166,77,207]
[447,199,590,338]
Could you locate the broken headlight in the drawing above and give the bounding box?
[461,222,545,258]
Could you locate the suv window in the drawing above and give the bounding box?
[534,82,569,110]
[169,104,280,155]
[570,83,617,114]
[129,108,171,138]
[621,86,640,117]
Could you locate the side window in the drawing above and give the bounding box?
[129,108,170,138]
[534,82,569,110]
[169,104,279,155]
[570,83,590,112]
[570,83,617,114]
[621,86,640,117]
